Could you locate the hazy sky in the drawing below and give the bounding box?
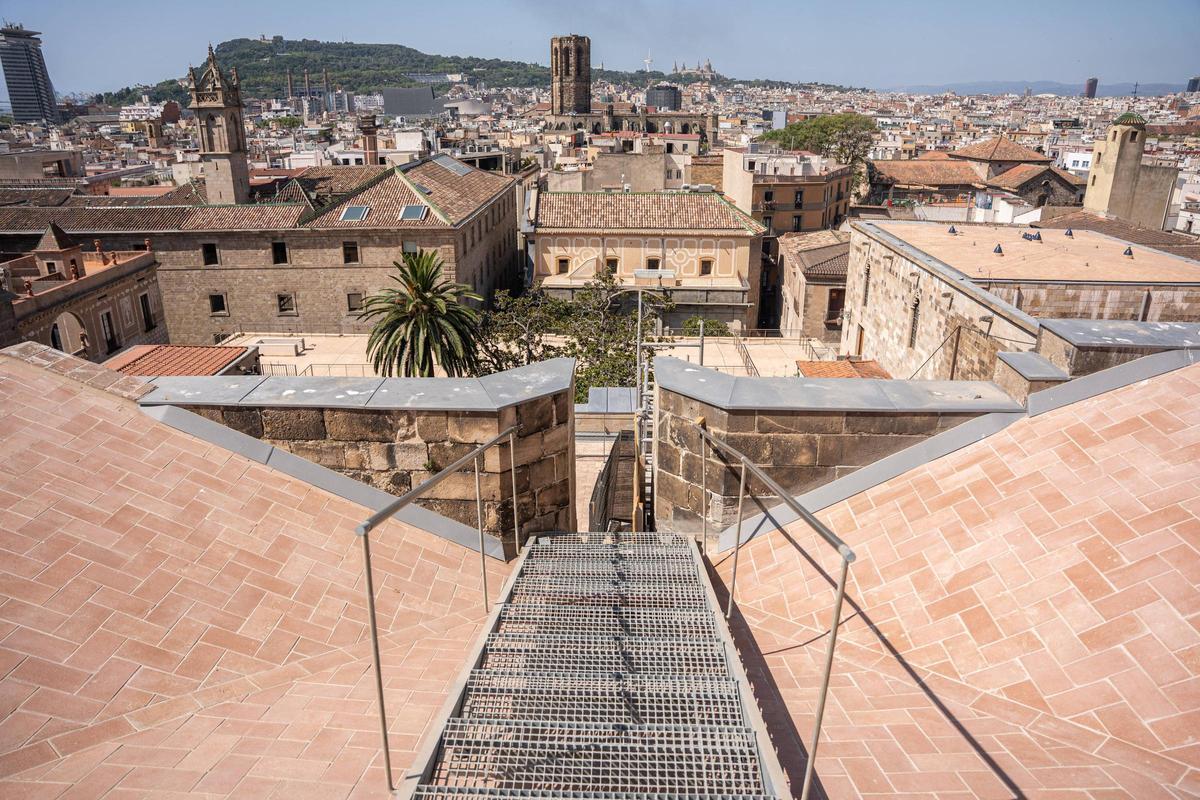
[2,0,1198,97]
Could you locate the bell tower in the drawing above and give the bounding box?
[189,45,250,205]
[550,34,591,115]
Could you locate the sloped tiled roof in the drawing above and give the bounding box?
[795,358,890,378]
[987,162,1087,190]
[715,361,1200,797]
[949,135,1052,163]
[102,344,247,376]
[33,222,75,251]
[870,159,984,187]
[778,230,851,278]
[0,343,509,794]
[534,192,766,234]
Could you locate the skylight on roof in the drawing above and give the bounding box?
[399,204,428,221]
[340,205,370,222]
[433,154,472,176]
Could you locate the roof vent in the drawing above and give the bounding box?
[947,225,958,235]
[1124,246,1134,258]
[1021,231,1042,242]
[1064,228,1073,237]
[993,244,1004,256]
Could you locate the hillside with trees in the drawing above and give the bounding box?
[93,36,854,105]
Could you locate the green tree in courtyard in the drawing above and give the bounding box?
[475,290,571,374]
[358,250,482,377]
[760,112,877,188]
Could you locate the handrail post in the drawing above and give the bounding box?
[358,530,393,792]
[509,432,520,553]
[800,555,851,800]
[725,460,748,619]
[474,455,488,613]
[701,450,708,554]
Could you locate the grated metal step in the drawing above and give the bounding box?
[428,719,767,795]
[508,576,709,608]
[479,633,730,675]
[495,604,718,639]
[413,788,777,800]
[461,672,746,726]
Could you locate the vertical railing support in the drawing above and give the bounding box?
[358,531,393,792]
[725,461,748,619]
[799,555,851,800]
[509,431,520,553]
[474,455,488,613]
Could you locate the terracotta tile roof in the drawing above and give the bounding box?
[714,362,1200,797]
[0,187,77,207]
[1033,210,1200,260]
[102,344,247,376]
[0,345,509,795]
[949,135,1052,163]
[778,230,851,278]
[869,159,984,188]
[795,358,891,378]
[33,222,75,251]
[0,202,306,234]
[534,191,766,234]
[987,163,1086,190]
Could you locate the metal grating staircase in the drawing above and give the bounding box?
[402,532,786,799]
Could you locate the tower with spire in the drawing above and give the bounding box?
[188,45,250,205]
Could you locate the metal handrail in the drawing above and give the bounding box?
[354,423,521,792]
[693,418,854,800]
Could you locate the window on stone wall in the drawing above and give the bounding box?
[271,241,289,264]
[557,257,570,274]
[343,241,360,264]
[202,243,219,266]
[346,292,364,312]
[277,293,297,316]
[403,241,419,254]
[908,296,920,348]
[605,258,619,274]
[646,257,661,270]
[826,289,845,329]
[699,258,713,276]
[862,265,871,306]
[208,294,227,315]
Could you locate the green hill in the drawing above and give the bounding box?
[94,36,853,106]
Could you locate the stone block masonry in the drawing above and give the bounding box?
[140,360,576,556]
[653,357,1021,537]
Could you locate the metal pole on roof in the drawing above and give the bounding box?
[799,554,852,800]
[358,531,394,792]
[509,431,520,554]
[725,461,748,619]
[475,455,489,613]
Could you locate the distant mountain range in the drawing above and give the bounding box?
[883,80,1186,97]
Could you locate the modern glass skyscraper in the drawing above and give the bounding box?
[0,24,57,123]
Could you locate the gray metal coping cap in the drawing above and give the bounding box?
[997,351,1069,381]
[655,356,1021,413]
[139,358,576,412]
[1039,319,1200,349]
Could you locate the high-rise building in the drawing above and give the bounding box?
[1187,76,1200,93]
[646,83,682,111]
[0,24,58,123]
[550,34,591,115]
[1084,77,1099,99]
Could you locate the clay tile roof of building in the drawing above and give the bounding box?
[713,361,1200,797]
[0,342,508,796]
[917,150,952,159]
[795,358,891,378]
[1033,209,1200,260]
[535,191,766,234]
[986,163,1087,190]
[869,159,984,188]
[949,135,1053,163]
[101,344,247,376]
[33,221,75,251]
[778,229,851,278]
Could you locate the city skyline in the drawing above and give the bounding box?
[0,0,1197,102]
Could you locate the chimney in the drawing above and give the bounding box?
[359,114,380,166]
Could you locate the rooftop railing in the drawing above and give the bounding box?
[693,418,855,800]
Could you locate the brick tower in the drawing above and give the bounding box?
[550,34,591,115]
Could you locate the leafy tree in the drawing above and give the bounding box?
[475,290,571,374]
[681,316,732,337]
[274,116,303,130]
[760,113,877,186]
[358,250,481,377]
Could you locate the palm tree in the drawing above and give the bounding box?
[358,250,482,377]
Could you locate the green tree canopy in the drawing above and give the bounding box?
[476,290,571,374]
[681,316,732,337]
[358,250,482,377]
[760,112,877,170]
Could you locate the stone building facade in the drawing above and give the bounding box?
[550,35,591,116]
[840,220,1200,381]
[1084,113,1179,230]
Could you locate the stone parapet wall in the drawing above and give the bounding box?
[140,360,576,555]
[652,357,1020,538]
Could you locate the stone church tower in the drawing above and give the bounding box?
[188,45,250,205]
[1084,112,1178,229]
[550,34,591,115]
